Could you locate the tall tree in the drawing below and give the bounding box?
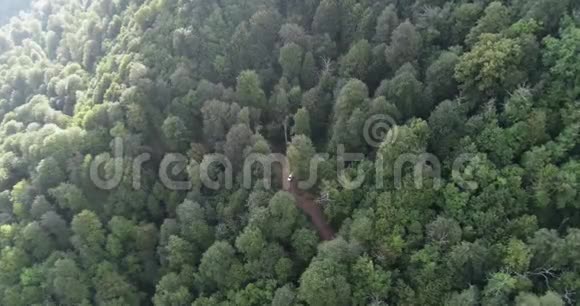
[293,108,311,138]
[375,4,400,44]
[236,70,267,110]
[385,20,421,71]
[287,135,316,182]
[198,241,245,290]
[279,43,304,81]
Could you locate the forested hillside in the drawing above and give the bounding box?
[0,0,579,305]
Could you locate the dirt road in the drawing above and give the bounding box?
[289,182,335,241]
[279,164,335,241]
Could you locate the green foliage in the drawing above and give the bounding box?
[301,52,318,90]
[49,184,90,214]
[236,226,266,259]
[515,0,570,33]
[466,1,511,46]
[456,34,525,97]
[33,157,65,192]
[224,123,253,169]
[375,5,400,44]
[385,63,429,119]
[445,286,479,306]
[0,0,578,305]
[426,51,460,103]
[502,238,531,273]
[199,241,245,290]
[340,40,371,80]
[71,210,105,266]
[292,228,319,262]
[312,0,341,38]
[428,99,467,158]
[162,115,189,150]
[330,79,371,150]
[266,191,299,240]
[452,3,483,45]
[293,107,311,138]
[280,43,304,81]
[426,217,462,247]
[236,70,267,109]
[51,258,91,305]
[335,79,369,118]
[385,20,421,71]
[153,272,193,306]
[299,258,352,306]
[135,5,155,30]
[288,135,316,181]
[351,255,391,305]
[544,24,580,101]
[379,119,430,179]
[272,284,297,306]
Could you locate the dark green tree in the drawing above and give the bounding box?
[385,20,421,71]
[293,107,311,138]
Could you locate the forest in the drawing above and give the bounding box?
[0,0,579,305]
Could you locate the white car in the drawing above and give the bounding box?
[287,173,294,182]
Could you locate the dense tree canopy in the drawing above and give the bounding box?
[0,0,579,305]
